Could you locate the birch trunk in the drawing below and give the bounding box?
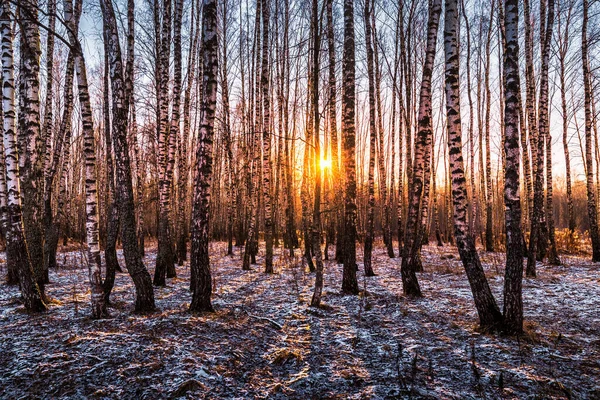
[100,0,156,312]
[582,0,600,261]
[1,1,46,312]
[189,0,218,312]
[102,40,121,304]
[40,0,56,284]
[502,0,524,334]
[155,0,177,285]
[483,2,495,252]
[261,0,274,273]
[65,0,108,318]
[310,0,324,305]
[557,1,574,233]
[178,0,200,264]
[444,0,503,330]
[363,0,377,277]
[341,0,358,295]
[17,0,46,292]
[401,0,442,297]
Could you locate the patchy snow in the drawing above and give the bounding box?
[0,242,599,399]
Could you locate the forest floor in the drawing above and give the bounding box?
[0,241,599,399]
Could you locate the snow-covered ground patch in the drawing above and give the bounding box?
[0,242,598,399]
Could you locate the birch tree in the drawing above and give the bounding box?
[502,0,524,334]
[401,0,442,297]
[582,0,600,261]
[444,0,503,330]
[100,0,156,312]
[64,0,108,318]
[341,0,358,295]
[190,0,219,312]
[1,0,46,312]
[155,0,177,286]
[363,0,377,277]
[17,0,46,291]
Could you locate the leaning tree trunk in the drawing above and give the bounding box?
[177,0,200,265]
[189,0,218,313]
[401,0,442,297]
[65,0,108,319]
[502,0,524,335]
[341,0,358,295]
[444,0,503,331]
[100,0,156,312]
[582,0,600,262]
[0,1,46,312]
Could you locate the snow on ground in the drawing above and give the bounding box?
[0,242,599,399]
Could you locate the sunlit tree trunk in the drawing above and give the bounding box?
[310,0,324,305]
[261,0,274,273]
[444,0,503,330]
[326,0,342,263]
[190,0,218,312]
[1,1,46,311]
[502,0,524,334]
[100,0,156,312]
[341,0,358,295]
[401,0,441,296]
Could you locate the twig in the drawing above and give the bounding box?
[244,310,283,330]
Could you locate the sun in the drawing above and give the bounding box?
[320,158,332,170]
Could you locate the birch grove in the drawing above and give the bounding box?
[0,0,597,334]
